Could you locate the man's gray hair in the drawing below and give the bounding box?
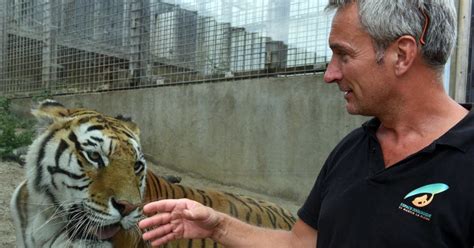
[327,0,457,70]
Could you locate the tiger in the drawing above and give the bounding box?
[10,99,296,248]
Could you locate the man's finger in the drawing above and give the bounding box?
[150,232,178,247]
[142,222,175,241]
[143,199,180,215]
[139,212,172,229]
[143,199,193,215]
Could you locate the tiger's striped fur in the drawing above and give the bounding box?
[11,100,296,248]
[132,171,296,247]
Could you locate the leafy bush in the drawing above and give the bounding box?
[0,98,34,160]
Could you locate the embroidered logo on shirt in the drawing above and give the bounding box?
[398,183,449,221]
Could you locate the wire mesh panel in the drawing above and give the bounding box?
[0,0,332,98]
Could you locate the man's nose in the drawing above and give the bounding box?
[323,60,342,83]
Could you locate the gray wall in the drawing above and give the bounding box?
[11,74,367,204]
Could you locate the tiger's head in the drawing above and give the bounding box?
[26,99,147,242]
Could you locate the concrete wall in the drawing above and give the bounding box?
[11,74,367,204]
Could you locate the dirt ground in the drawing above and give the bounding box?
[0,161,21,247]
[0,160,299,247]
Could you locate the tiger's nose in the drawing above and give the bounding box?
[111,198,137,216]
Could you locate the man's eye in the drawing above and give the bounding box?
[335,51,348,59]
[341,54,349,62]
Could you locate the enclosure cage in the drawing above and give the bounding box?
[0,0,332,98]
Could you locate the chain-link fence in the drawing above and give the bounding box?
[0,0,332,98]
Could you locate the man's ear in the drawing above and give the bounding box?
[392,35,418,76]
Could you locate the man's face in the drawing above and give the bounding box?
[324,4,394,116]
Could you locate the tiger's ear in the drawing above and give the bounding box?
[125,121,140,136]
[31,99,70,130]
[115,114,140,136]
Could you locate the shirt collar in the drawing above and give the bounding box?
[362,104,474,153]
[436,104,474,152]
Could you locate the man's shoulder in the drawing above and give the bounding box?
[339,126,366,144]
[327,121,372,160]
[337,118,374,147]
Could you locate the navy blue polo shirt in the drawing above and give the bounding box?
[298,105,474,248]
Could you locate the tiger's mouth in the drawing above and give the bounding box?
[67,221,122,241]
[66,205,123,241]
[89,223,122,240]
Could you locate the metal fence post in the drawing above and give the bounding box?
[129,0,150,87]
[42,0,58,91]
[0,0,6,87]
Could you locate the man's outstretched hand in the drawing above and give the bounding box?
[139,199,222,247]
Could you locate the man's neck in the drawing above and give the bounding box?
[375,87,468,167]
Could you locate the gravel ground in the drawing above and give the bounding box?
[0,160,22,248]
[1,160,299,247]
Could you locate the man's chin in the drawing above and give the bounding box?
[346,105,370,116]
[345,104,358,115]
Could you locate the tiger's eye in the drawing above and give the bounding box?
[88,151,101,161]
[134,161,143,171]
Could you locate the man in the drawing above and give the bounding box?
[140,0,474,247]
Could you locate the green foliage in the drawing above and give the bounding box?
[31,90,52,103]
[0,97,34,160]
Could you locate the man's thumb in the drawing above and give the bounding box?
[184,206,209,220]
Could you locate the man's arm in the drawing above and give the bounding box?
[139,199,317,247]
[213,214,317,248]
